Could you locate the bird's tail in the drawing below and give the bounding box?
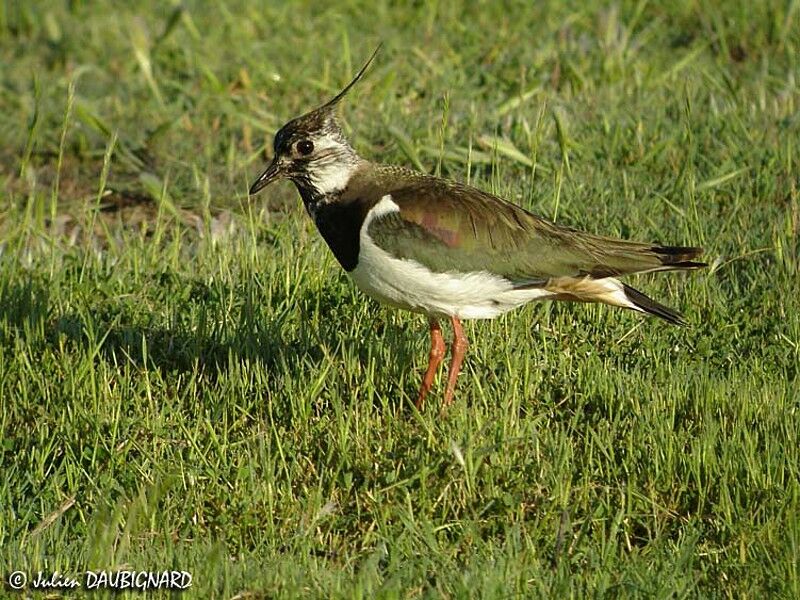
[518,235,706,325]
[539,274,694,326]
[645,245,707,272]
[579,238,707,278]
[621,283,685,325]
[580,241,705,324]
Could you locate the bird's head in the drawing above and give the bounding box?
[249,46,380,200]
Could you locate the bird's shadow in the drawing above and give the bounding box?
[0,278,420,413]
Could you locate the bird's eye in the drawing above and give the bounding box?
[296,140,314,156]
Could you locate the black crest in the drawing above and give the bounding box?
[272,44,382,154]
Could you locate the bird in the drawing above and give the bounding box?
[248,48,706,408]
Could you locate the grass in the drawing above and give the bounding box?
[1,0,799,597]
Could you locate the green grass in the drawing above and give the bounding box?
[1,1,799,597]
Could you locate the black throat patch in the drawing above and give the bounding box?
[309,197,371,272]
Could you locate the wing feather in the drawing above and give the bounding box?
[362,168,703,283]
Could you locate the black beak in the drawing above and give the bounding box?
[249,158,283,196]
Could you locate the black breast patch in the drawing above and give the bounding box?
[313,201,370,272]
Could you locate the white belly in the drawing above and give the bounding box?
[349,195,552,319]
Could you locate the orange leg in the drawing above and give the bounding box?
[443,316,469,406]
[415,319,446,409]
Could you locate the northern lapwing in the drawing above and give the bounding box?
[249,49,706,408]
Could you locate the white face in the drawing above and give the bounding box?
[297,133,359,196]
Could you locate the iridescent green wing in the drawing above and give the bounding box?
[367,176,590,283]
[362,167,703,282]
